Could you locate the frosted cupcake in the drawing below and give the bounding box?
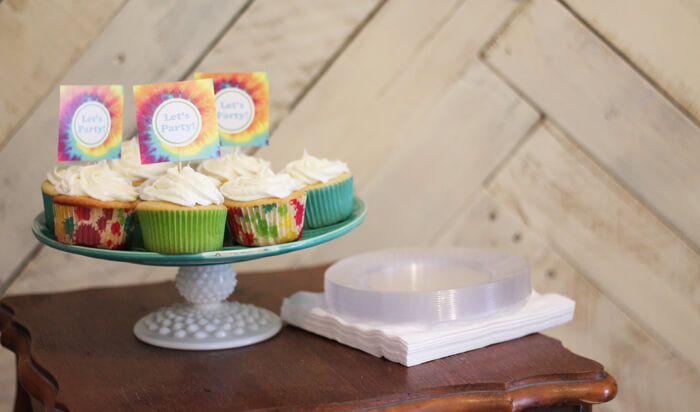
[221,170,306,246]
[197,147,271,184]
[52,161,138,249]
[137,166,227,254]
[110,137,173,186]
[41,164,83,234]
[283,150,353,229]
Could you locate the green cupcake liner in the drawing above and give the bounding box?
[305,176,354,229]
[41,190,55,234]
[136,208,227,254]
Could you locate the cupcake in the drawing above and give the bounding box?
[197,148,272,246]
[41,164,83,234]
[110,137,173,186]
[197,147,271,184]
[283,150,353,229]
[52,161,138,249]
[221,170,306,246]
[137,166,227,254]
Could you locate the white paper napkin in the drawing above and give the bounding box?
[281,291,575,366]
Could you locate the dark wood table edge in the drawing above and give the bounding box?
[1,302,66,412]
[338,373,616,411]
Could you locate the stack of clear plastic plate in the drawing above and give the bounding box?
[324,248,532,325]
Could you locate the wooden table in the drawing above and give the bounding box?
[0,265,616,411]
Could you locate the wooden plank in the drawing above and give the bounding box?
[255,0,517,180]
[196,0,381,131]
[7,247,174,296]
[483,0,700,250]
[565,0,700,122]
[434,189,700,412]
[296,62,538,266]
[236,0,526,272]
[486,122,700,371]
[0,0,125,150]
[0,0,250,284]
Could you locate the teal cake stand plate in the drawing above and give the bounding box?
[32,197,367,351]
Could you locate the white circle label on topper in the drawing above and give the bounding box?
[152,98,203,147]
[71,101,112,148]
[215,88,255,133]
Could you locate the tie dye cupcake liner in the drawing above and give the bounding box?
[226,193,306,247]
[136,208,227,254]
[53,202,136,250]
[304,175,354,229]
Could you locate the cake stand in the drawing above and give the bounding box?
[32,197,367,350]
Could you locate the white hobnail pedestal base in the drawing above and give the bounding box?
[134,264,282,350]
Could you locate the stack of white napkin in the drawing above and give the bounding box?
[281,291,575,366]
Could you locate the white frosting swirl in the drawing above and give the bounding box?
[283,150,350,185]
[197,147,272,182]
[139,166,224,206]
[221,169,303,201]
[54,161,138,202]
[46,164,83,186]
[110,138,173,182]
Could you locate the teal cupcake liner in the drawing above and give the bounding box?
[223,224,236,247]
[137,209,227,254]
[129,216,145,249]
[41,190,55,234]
[305,176,354,229]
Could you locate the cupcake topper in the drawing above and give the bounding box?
[58,85,124,161]
[194,72,269,147]
[133,79,220,164]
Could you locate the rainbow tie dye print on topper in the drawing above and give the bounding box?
[58,85,124,161]
[194,72,269,146]
[133,79,220,164]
